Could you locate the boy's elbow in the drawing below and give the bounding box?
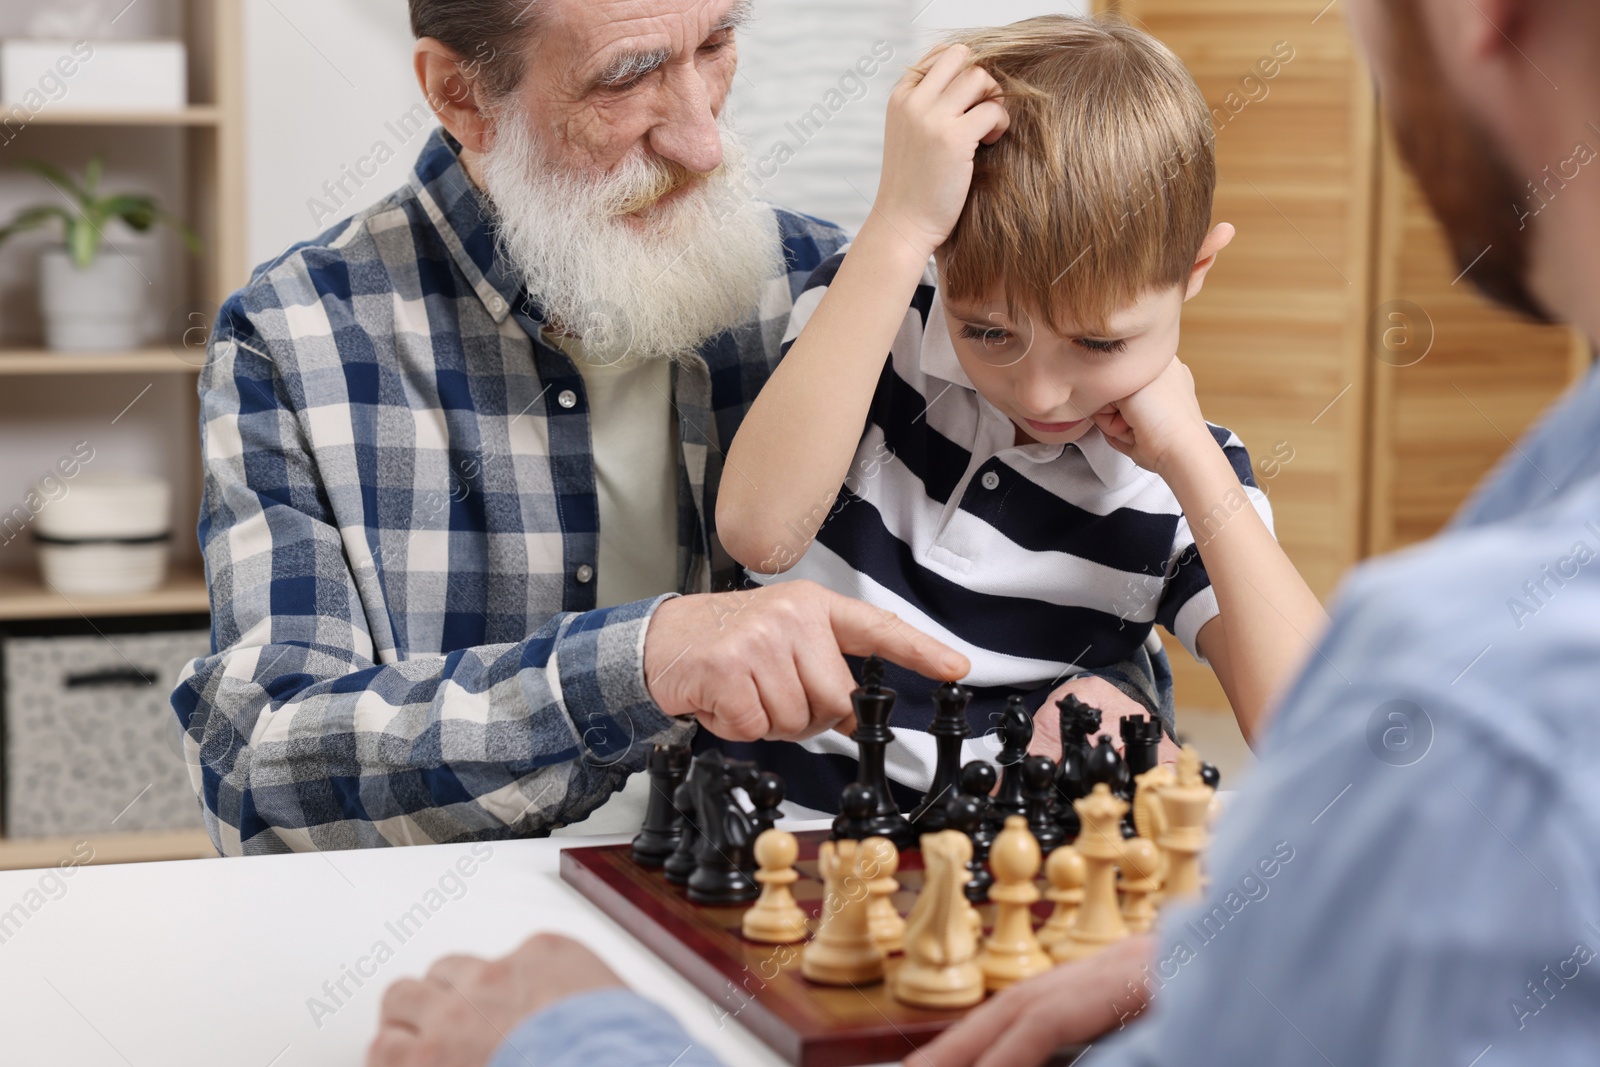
[715,500,804,576]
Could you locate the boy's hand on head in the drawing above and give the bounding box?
[1090,356,1214,478]
[874,44,1011,260]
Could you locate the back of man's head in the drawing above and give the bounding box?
[925,15,1215,338]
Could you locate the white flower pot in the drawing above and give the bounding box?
[39,246,150,351]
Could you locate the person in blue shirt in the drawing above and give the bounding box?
[368,0,1600,1064]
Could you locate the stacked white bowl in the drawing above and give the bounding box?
[33,473,172,595]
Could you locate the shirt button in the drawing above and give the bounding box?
[575,564,594,584]
[558,389,578,409]
[981,470,1000,490]
[487,294,506,314]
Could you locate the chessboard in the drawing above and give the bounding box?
[559,828,1088,1067]
[556,659,1218,1067]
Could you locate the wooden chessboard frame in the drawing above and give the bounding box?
[560,829,1088,1067]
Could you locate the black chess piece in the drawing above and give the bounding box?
[1055,694,1102,802]
[909,681,972,835]
[632,742,691,867]
[746,770,786,836]
[831,782,877,841]
[1082,737,1136,839]
[662,759,703,886]
[1118,713,1164,837]
[687,752,761,906]
[943,792,993,904]
[1120,714,1163,792]
[846,656,915,849]
[994,695,1032,818]
[958,760,1000,849]
[1201,761,1222,790]
[1022,754,1064,855]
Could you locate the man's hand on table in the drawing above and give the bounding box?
[1028,675,1181,765]
[644,580,970,742]
[366,933,623,1067]
[912,936,1155,1067]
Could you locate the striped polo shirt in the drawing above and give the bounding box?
[733,251,1272,811]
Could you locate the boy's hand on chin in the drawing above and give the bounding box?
[1090,357,1213,478]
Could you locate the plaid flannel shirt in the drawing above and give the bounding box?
[170,127,849,855]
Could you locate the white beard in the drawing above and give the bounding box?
[479,106,783,364]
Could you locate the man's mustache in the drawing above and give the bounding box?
[604,159,721,217]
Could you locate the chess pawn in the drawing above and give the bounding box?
[742,830,810,944]
[975,815,1051,991]
[1119,837,1163,934]
[1056,784,1131,961]
[994,697,1032,817]
[801,838,885,986]
[1157,747,1213,901]
[748,771,786,835]
[832,782,877,842]
[860,836,906,954]
[943,793,993,904]
[893,830,984,1010]
[1022,755,1064,854]
[958,760,1001,848]
[1037,845,1086,951]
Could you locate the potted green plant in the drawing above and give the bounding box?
[0,155,201,351]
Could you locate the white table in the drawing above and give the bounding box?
[0,825,839,1067]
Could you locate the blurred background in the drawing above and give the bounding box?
[0,0,1584,869]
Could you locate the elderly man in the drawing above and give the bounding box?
[367,0,1600,1065]
[172,0,1162,855]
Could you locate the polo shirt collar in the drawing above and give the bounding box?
[405,126,525,326]
[917,283,977,391]
[918,277,1136,488]
[1071,425,1138,486]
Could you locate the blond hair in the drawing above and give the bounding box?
[916,15,1215,337]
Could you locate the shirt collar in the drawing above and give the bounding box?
[404,127,525,326]
[1070,425,1138,487]
[917,281,977,391]
[918,275,1135,488]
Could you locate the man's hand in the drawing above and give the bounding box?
[366,933,623,1067]
[645,581,970,742]
[874,43,1011,259]
[911,937,1155,1067]
[1028,675,1180,765]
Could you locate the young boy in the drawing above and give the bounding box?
[715,15,1327,812]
